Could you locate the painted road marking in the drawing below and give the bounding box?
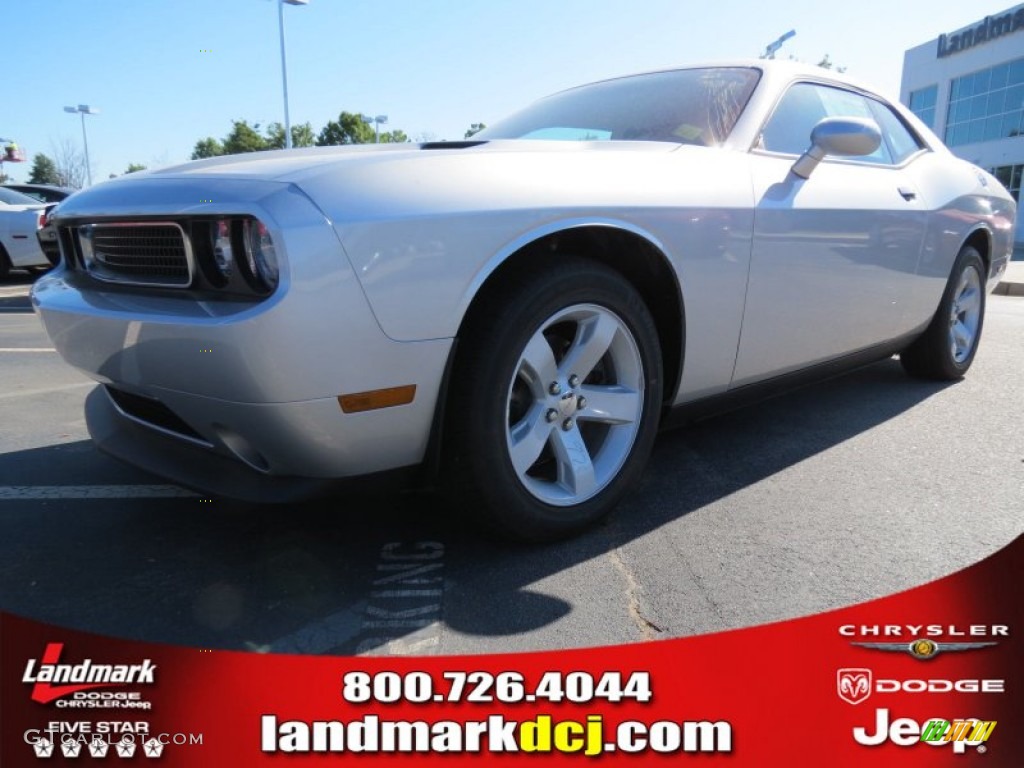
[0,485,198,500]
[0,348,55,352]
[370,589,444,598]
[261,543,448,658]
[356,541,446,656]
[0,382,92,400]
[259,605,368,656]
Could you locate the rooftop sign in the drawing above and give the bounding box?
[937,6,1024,57]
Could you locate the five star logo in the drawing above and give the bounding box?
[144,738,165,758]
[89,737,110,758]
[116,737,137,758]
[33,737,55,758]
[61,739,83,757]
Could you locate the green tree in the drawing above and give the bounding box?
[191,137,224,160]
[817,54,847,73]
[124,163,147,174]
[464,123,486,139]
[222,120,268,154]
[266,121,316,149]
[28,153,61,185]
[316,111,375,145]
[379,129,409,144]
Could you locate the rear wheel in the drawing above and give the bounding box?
[446,258,663,542]
[900,245,986,380]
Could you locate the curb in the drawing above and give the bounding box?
[995,255,1024,296]
[994,281,1024,296]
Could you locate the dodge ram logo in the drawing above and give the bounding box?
[838,668,873,705]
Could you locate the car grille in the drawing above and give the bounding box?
[76,222,194,287]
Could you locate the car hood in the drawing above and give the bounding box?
[138,140,680,183]
[52,139,738,227]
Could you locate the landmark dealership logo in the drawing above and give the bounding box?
[937,5,1024,57]
[22,643,156,705]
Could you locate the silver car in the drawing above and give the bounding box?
[32,61,1017,541]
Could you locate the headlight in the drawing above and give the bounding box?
[243,219,279,291]
[211,219,233,278]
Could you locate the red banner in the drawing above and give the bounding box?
[3,534,1020,765]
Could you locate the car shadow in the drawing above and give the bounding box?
[0,272,36,312]
[0,359,954,653]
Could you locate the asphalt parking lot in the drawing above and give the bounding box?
[1,272,1022,657]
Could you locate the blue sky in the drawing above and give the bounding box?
[1,0,1009,182]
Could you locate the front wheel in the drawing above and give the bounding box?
[900,245,986,380]
[446,258,663,542]
[0,245,12,281]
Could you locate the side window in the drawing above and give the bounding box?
[867,100,925,165]
[760,82,893,164]
[760,83,828,155]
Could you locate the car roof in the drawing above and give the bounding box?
[573,59,892,102]
[0,186,46,206]
[3,183,75,193]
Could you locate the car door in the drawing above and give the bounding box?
[3,206,45,267]
[732,82,929,387]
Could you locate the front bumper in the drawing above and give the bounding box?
[33,270,451,487]
[31,177,453,493]
[85,387,417,502]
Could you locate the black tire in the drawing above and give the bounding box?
[445,257,663,542]
[900,245,986,380]
[0,244,11,281]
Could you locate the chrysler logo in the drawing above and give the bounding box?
[850,639,996,660]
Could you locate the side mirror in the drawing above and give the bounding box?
[791,117,882,179]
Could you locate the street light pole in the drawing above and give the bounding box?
[278,0,309,150]
[78,112,91,183]
[361,114,388,143]
[762,30,796,60]
[63,105,99,186]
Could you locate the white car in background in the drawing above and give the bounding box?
[32,61,1017,541]
[0,187,49,278]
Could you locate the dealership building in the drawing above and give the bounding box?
[901,3,1024,248]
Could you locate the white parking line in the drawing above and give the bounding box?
[0,485,198,500]
[0,348,55,352]
[263,543,448,658]
[258,605,367,655]
[0,382,92,400]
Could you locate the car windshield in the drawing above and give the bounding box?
[478,67,761,146]
[0,187,43,206]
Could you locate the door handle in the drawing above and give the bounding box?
[898,186,917,201]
